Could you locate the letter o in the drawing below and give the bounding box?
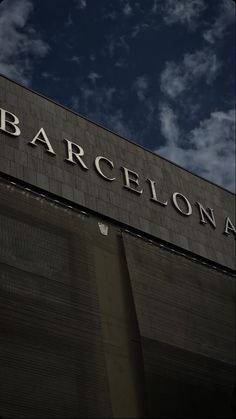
[172,192,192,216]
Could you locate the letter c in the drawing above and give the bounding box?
[94,156,116,181]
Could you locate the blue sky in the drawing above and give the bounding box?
[0,0,235,191]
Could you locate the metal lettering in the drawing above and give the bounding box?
[121,167,143,194]
[0,108,21,136]
[147,179,168,206]
[29,128,56,155]
[224,217,236,236]
[172,192,192,216]
[94,156,116,181]
[196,202,216,228]
[64,139,88,170]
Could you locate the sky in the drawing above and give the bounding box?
[0,0,235,192]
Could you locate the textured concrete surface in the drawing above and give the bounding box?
[0,180,112,418]
[0,177,235,418]
[0,75,235,270]
[123,232,235,418]
[0,179,146,418]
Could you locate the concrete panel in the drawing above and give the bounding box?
[0,75,235,270]
[123,232,235,417]
[0,180,112,418]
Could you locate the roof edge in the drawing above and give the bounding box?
[0,73,235,196]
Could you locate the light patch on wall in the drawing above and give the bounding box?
[98,222,109,236]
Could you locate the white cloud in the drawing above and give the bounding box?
[105,87,116,102]
[102,109,132,139]
[157,107,235,192]
[162,0,206,28]
[133,75,156,126]
[65,14,73,27]
[160,62,186,99]
[72,55,81,64]
[123,2,132,17]
[131,23,149,38]
[71,84,133,139]
[0,0,49,85]
[88,72,102,84]
[74,0,87,10]
[118,35,130,52]
[188,109,235,191]
[159,103,180,143]
[42,72,60,82]
[133,75,149,102]
[105,34,130,58]
[89,54,96,62]
[102,10,117,20]
[203,1,235,44]
[160,50,221,100]
[152,0,158,14]
[114,59,127,68]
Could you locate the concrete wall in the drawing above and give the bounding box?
[0,177,235,418]
[0,177,147,418]
[124,233,235,418]
[0,75,235,270]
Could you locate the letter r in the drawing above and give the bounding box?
[0,108,21,136]
[64,139,88,170]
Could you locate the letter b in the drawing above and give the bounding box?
[0,108,21,136]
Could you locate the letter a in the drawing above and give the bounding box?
[29,128,56,155]
[224,217,236,236]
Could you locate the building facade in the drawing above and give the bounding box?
[0,74,235,418]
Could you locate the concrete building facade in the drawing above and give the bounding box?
[0,74,235,418]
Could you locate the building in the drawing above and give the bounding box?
[0,74,235,418]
